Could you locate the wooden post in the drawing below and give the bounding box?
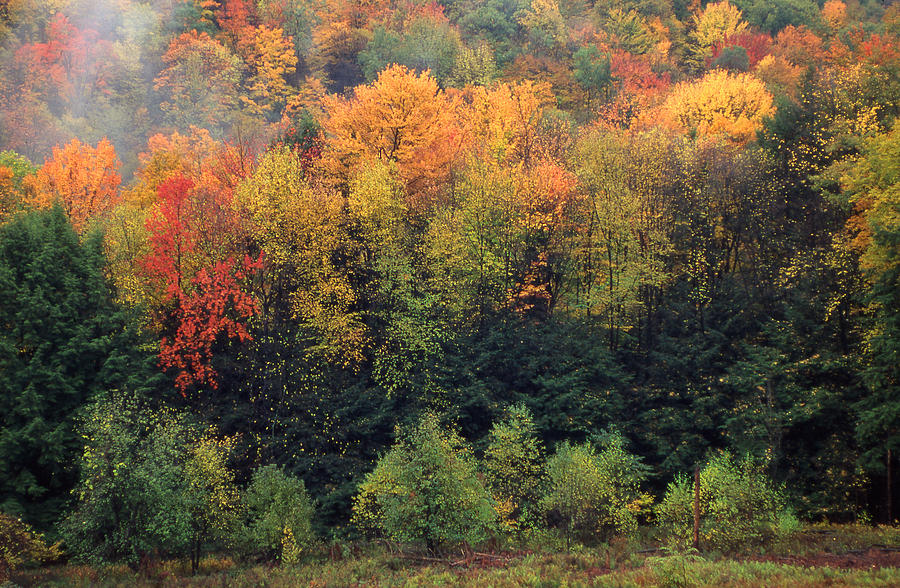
[693,466,700,550]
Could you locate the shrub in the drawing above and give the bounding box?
[184,432,241,573]
[60,393,194,566]
[61,393,240,568]
[352,413,496,552]
[0,512,61,581]
[541,434,650,546]
[240,465,315,564]
[483,404,545,537]
[656,452,789,552]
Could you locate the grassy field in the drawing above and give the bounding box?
[10,525,900,587]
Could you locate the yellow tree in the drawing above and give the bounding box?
[692,1,748,48]
[238,25,299,117]
[322,64,461,204]
[570,129,673,350]
[661,69,774,146]
[686,0,748,69]
[234,146,366,365]
[25,137,121,231]
[465,80,554,165]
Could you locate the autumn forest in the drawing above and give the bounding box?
[1,0,900,582]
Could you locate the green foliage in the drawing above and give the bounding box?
[184,433,241,572]
[60,392,194,565]
[656,452,790,552]
[605,8,655,54]
[0,512,61,581]
[240,465,315,563]
[573,45,613,100]
[448,44,498,87]
[731,0,822,34]
[541,434,649,545]
[844,123,900,470]
[483,404,545,535]
[352,413,496,551]
[359,20,461,86]
[0,150,35,220]
[458,0,525,64]
[0,206,158,531]
[712,46,750,71]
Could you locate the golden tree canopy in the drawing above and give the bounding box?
[322,64,460,196]
[661,69,774,146]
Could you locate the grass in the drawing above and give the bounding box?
[10,525,900,587]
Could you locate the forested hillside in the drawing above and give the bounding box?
[1,0,899,573]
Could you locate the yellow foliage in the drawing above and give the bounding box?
[465,80,554,165]
[518,0,568,51]
[661,69,774,146]
[0,512,61,582]
[0,166,18,222]
[284,76,329,120]
[234,147,367,365]
[754,55,802,100]
[692,1,748,48]
[239,25,298,116]
[822,0,847,33]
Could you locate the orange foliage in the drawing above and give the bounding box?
[323,64,461,201]
[13,14,116,109]
[130,127,254,209]
[773,25,825,66]
[754,54,802,99]
[464,79,554,165]
[25,138,121,231]
[504,54,583,111]
[611,50,671,105]
[508,159,580,317]
[850,31,900,67]
[218,0,254,45]
[821,0,847,33]
[0,166,17,220]
[237,25,298,116]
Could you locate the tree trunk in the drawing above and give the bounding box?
[693,466,700,551]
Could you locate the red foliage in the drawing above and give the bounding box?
[710,31,773,68]
[850,30,900,66]
[142,176,198,300]
[141,175,261,395]
[14,14,115,106]
[158,254,261,394]
[610,51,671,100]
[218,0,255,43]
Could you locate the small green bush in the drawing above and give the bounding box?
[483,403,545,536]
[541,434,650,546]
[60,393,241,569]
[656,452,789,552]
[60,393,194,566]
[184,433,241,572]
[240,465,315,563]
[352,413,496,552]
